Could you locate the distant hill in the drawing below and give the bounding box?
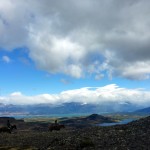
[59,114,115,128]
[0,117,24,128]
[83,114,113,122]
[134,107,150,114]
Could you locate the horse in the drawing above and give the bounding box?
[0,124,17,134]
[0,127,11,133]
[49,124,65,132]
[59,124,65,129]
[10,124,17,130]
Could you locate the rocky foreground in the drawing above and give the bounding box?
[0,116,150,149]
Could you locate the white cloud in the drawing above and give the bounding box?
[29,35,85,78]
[118,61,150,80]
[95,74,104,80]
[1,84,150,107]
[0,0,150,79]
[60,78,71,85]
[2,55,11,63]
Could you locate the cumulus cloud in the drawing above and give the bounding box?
[2,55,11,63]
[0,0,150,79]
[60,78,72,85]
[0,84,150,107]
[95,74,104,80]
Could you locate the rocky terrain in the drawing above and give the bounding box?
[0,115,150,149]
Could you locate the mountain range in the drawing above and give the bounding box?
[134,107,150,114]
[0,102,144,115]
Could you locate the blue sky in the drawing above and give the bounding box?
[0,0,150,106]
[1,48,149,96]
[1,46,150,107]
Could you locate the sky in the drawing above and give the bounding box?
[0,0,150,106]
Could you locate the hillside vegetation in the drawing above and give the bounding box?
[0,115,149,149]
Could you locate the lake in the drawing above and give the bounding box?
[100,118,135,126]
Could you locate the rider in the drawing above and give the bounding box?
[55,119,58,126]
[7,120,12,128]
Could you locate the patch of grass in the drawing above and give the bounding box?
[0,146,38,150]
[24,117,56,123]
[80,137,95,148]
